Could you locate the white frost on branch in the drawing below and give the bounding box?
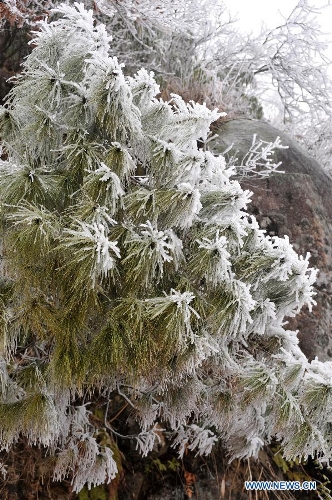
[135,424,163,457]
[64,221,121,280]
[172,424,218,458]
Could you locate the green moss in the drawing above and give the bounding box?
[77,485,107,500]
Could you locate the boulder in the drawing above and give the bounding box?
[210,118,332,361]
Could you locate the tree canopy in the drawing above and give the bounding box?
[0,2,330,494]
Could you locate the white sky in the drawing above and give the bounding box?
[223,0,332,35]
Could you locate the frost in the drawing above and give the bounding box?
[94,224,121,275]
[168,289,201,344]
[0,461,7,479]
[135,425,163,457]
[250,299,276,336]
[140,221,174,263]
[145,289,200,346]
[235,135,287,178]
[165,94,224,149]
[172,424,218,458]
[64,221,121,281]
[54,422,118,492]
[196,230,232,284]
[128,68,161,108]
[176,183,202,227]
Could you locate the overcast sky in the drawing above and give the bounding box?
[223,0,332,35]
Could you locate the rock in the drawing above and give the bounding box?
[210,118,332,361]
[0,22,31,105]
[146,486,183,500]
[121,472,145,499]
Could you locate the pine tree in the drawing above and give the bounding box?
[0,3,328,493]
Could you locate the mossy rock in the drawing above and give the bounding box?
[78,485,108,500]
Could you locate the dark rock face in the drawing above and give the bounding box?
[210,118,332,361]
[0,22,31,105]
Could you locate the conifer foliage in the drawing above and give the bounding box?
[0,2,327,492]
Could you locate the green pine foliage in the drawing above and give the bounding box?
[0,2,329,493]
